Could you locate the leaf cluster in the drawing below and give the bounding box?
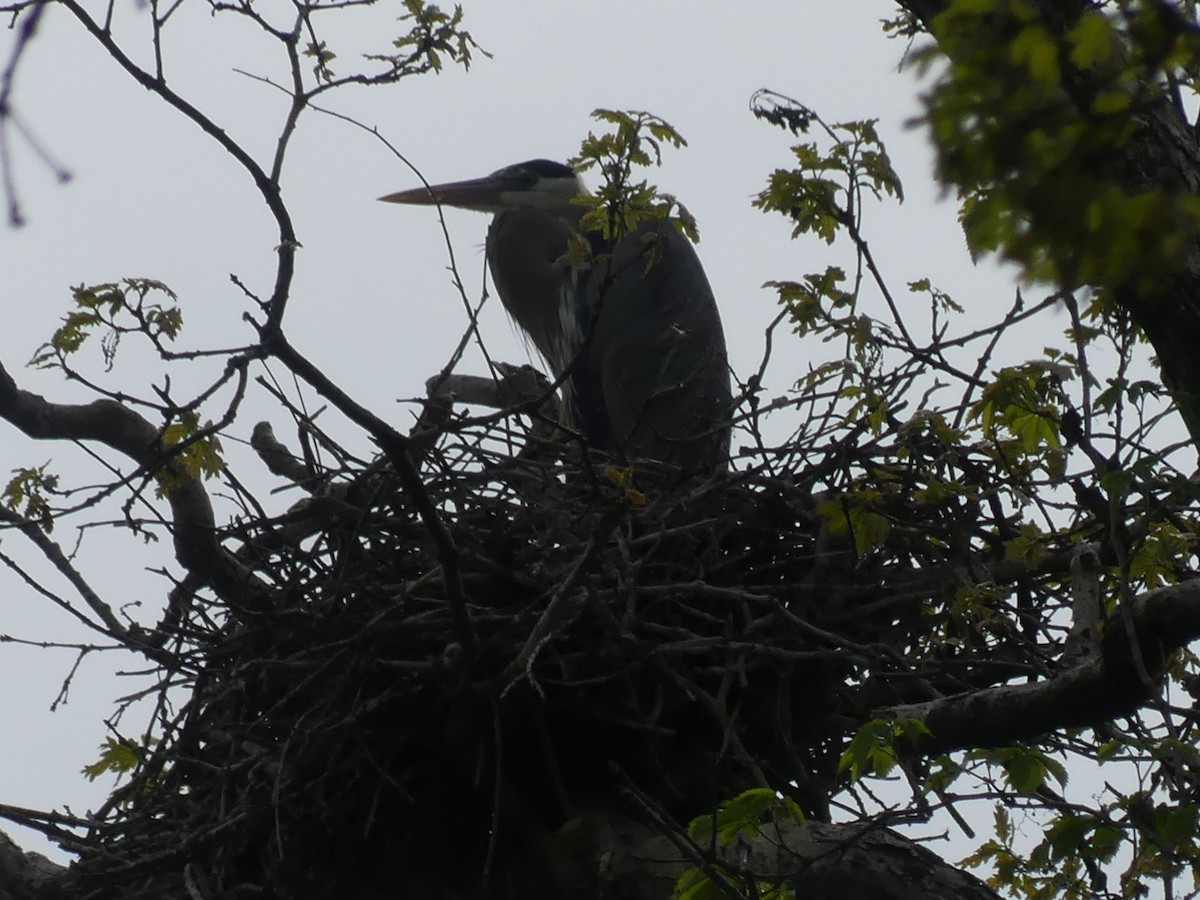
[30,278,181,372]
[82,737,149,784]
[838,717,933,781]
[675,789,805,900]
[572,109,699,248]
[365,1,486,80]
[155,410,225,499]
[918,0,1200,290]
[2,462,58,532]
[752,90,902,245]
[748,88,1200,898]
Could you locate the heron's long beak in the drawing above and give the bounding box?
[378,174,506,211]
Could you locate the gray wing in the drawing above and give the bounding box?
[584,222,731,470]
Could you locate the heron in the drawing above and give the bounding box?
[379,159,731,471]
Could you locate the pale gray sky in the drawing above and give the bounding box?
[0,0,1018,864]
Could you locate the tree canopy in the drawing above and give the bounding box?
[4,2,1200,899]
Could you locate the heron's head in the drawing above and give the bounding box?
[379,159,584,217]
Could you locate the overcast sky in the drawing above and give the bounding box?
[0,0,1026,863]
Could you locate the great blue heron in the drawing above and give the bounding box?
[380,159,731,471]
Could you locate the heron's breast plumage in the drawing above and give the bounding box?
[485,210,608,443]
[485,209,574,369]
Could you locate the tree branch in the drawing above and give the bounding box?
[263,333,476,656]
[885,578,1200,754]
[0,825,65,900]
[54,0,298,327]
[894,0,1200,447]
[0,359,266,614]
[549,813,1002,900]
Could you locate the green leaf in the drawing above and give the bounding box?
[82,737,142,781]
[1100,468,1133,501]
[752,99,903,244]
[816,492,891,555]
[1129,520,1191,588]
[971,745,1068,795]
[677,791,801,900]
[839,718,930,781]
[1006,752,1047,793]
[383,1,486,74]
[572,110,696,247]
[154,411,226,498]
[3,463,59,532]
[1091,824,1123,863]
[1153,804,1199,848]
[1008,409,1062,451]
[686,788,804,846]
[31,279,181,372]
[1068,10,1117,69]
[920,0,1200,291]
[1010,25,1061,84]
[1045,813,1092,859]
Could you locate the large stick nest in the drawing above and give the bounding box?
[67,410,1077,899]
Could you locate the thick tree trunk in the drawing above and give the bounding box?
[547,814,1001,900]
[0,830,62,900]
[0,819,1001,900]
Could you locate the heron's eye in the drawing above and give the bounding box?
[513,171,538,189]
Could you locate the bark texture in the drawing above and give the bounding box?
[0,818,1002,900]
